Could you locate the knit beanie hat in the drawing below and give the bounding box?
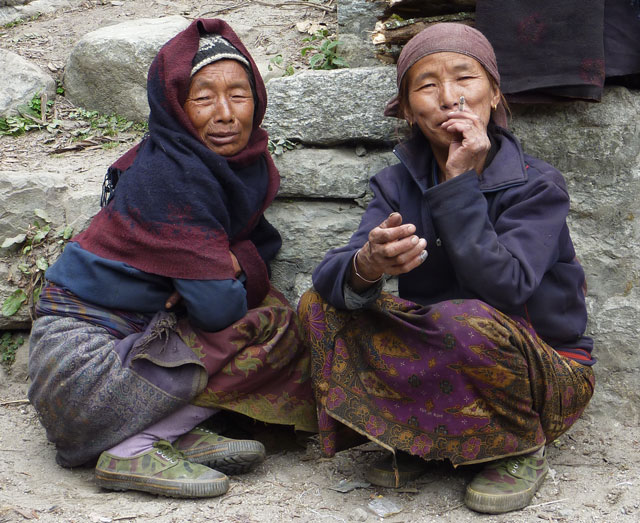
[191,33,250,77]
[384,23,507,127]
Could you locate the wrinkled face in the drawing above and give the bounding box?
[403,52,500,152]
[183,59,254,157]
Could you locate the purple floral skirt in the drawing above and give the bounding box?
[298,290,594,466]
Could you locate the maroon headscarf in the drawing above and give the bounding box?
[384,23,508,128]
[73,19,279,308]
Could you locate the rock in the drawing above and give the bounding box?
[10,336,29,383]
[264,66,406,145]
[0,168,103,329]
[64,16,189,122]
[274,147,396,199]
[349,507,370,522]
[0,49,56,117]
[0,169,103,241]
[0,0,71,26]
[337,0,387,37]
[510,86,640,375]
[266,200,364,303]
[337,33,381,68]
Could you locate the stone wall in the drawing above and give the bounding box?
[0,15,638,415]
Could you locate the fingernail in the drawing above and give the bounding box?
[411,236,419,245]
[419,250,428,262]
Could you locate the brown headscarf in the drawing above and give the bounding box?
[384,23,508,128]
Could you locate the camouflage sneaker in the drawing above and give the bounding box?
[365,451,429,488]
[95,440,229,498]
[173,426,266,475]
[464,452,549,514]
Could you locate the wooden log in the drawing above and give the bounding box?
[372,11,475,47]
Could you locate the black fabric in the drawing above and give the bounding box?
[475,0,640,103]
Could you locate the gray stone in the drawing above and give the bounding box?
[510,86,640,377]
[349,507,370,522]
[337,0,386,37]
[0,49,55,116]
[0,168,103,329]
[338,33,381,68]
[64,16,189,122]
[10,336,29,383]
[263,66,406,145]
[266,200,363,302]
[0,0,70,26]
[274,146,396,199]
[0,169,103,240]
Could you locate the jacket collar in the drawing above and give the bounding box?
[393,126,528,193]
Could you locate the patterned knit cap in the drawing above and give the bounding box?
[191,34,250,77]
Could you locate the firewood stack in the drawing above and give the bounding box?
[372,0,477,63]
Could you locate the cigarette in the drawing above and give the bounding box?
[459,96,465,112]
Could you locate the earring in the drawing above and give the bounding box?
[492,103,498,111]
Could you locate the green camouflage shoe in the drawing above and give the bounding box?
[174,426,266,475]
[464,452,549,514]
[365,451,429,488]
[95,440,229,498]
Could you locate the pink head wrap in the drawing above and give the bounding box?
[384,23,507,128]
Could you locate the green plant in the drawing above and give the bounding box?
[301,30,349,70]
[0,92,60,137]
[67,108,148,139]
[0,332,24,369]
[1,210,73,318]
[3,18,24,29]
[268,138,297,156]
[268,54,295,76]
[2,13,42,29]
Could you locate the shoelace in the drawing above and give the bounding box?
[153,440,186,463]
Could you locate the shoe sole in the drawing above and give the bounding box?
[95,470,229,498]
[365,459,428,488]
[182,439,266,475]
[366,467,427,488]
[464,469,548,514]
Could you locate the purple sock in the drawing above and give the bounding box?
[106,405,218,458]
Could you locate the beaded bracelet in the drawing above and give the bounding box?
[352,248,383,284]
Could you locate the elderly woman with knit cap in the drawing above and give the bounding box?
[298,23,595,514]
[27,19,316,498]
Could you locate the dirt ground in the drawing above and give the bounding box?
[1,1,640,522]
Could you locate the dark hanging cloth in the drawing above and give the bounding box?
[475,1,640,102]
[73,19,280,308]
[604,0,640,87]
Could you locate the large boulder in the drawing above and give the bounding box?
[274,146,396,199]
[337,0,387,37]
[0,49,55,116]
[510,87,640,374]
[263,66,406,145]
[266,200,364,300]
[64,16,189,122]
[0,168,103,329]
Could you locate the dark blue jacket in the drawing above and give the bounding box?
[312,128,594,362]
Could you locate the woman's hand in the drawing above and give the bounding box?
[231,252,242,277]
[165,291,182,309]
[350,212,427,292]
[440,105,491,181]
